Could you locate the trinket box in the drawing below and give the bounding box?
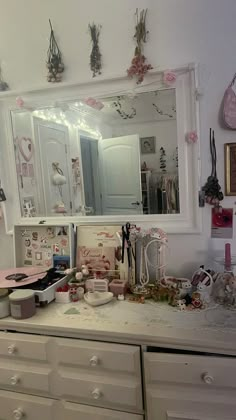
[109,279,128,297]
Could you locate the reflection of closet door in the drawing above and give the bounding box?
[34,119,72,216]
[99,135,142,215]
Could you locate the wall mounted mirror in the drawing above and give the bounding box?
[0,65,201,233]
[11,89,178,217]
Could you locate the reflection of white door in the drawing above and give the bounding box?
[34,120,72,216]
[99,135,142,215]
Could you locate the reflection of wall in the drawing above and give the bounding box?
[112,120,177,173]
[12,112,40,215]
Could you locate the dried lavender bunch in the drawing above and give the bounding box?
[88,23,102,77]
[47,19,64,83]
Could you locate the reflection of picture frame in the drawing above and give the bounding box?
[140,136,156,154]
[22,196,36,217]
[225,143,236,195]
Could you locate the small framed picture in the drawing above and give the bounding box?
[140,136,156,154]
[22,162,28,177]
[225,143,236,195]
[22,196,36,217]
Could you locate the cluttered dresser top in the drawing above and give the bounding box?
[0,299,236,355]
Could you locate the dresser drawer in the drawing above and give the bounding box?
[0,390,55,420]
[144,352,236,389]
[57,401,143,420]
[0,361,51,394]
[0,331,48,361]
[54,370,143,411]
[55,338,141,377]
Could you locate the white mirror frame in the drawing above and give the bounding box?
[0,63,201,234]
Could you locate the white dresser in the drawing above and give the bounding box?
[0,331,143,420]
[0,301,236,420]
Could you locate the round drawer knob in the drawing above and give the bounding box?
[13,408,24,420]
[8,344,17,355]
[10,375,20,386]
[91,388,102,400]
[202,372,214,385]
[89,356,99,367]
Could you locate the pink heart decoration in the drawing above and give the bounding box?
[18,137,34,162]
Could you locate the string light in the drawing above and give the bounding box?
[32,105,102,139]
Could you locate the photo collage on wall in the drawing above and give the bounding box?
[17,225,71,270]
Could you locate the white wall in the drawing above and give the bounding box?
[0,0,236,277]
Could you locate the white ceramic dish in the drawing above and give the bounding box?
[84,291,113,307]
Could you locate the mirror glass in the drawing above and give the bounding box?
[11,88,179,217]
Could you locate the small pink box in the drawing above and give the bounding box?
[109,279,128,297]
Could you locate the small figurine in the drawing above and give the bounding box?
[70,286,79,302]
[191,292,203,309]
[197,273,213,304]
[177,299,186,311]
[178,279,192,298]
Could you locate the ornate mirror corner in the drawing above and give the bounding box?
[0,64,201,234]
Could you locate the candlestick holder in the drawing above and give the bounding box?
[213,256,236,275]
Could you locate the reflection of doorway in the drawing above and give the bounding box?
[80,136,101,215]
[34,119,73,216]
[99,135,143,215]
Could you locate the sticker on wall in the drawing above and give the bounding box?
[41,244,51,250]
[47,227,55,239]
[35,262,43,267]
[21,230,30,238]
[26,249,32,259]
[24,238,31,247]
[60,238,68,247]
[45,251,52,259]
[32,232,38,241]
[40,236,47,244]
[24,260,32,266]
[35,252,43,261]
[211,208,233,239]
[53,244,60,254]
[32,242,39,250]
[56,226,68,236]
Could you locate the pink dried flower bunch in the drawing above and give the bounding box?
[127,54,153,84]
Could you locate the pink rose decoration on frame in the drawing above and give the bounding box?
[84,97,104,110]
[186,131,198,144]
[16,96,24,108]
[163,71,177,86]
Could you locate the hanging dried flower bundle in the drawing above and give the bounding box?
[88,23,102,77]
[160,147,167,172]
[0,65,9,91]
[127,9,152,84]
[47,19,64,83]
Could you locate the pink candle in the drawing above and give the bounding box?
[225,243,231,271]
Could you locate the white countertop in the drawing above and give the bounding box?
[1,299,236,355]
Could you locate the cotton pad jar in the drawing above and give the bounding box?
[9,290,36,319]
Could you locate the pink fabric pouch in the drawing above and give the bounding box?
[223,74,236,129]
